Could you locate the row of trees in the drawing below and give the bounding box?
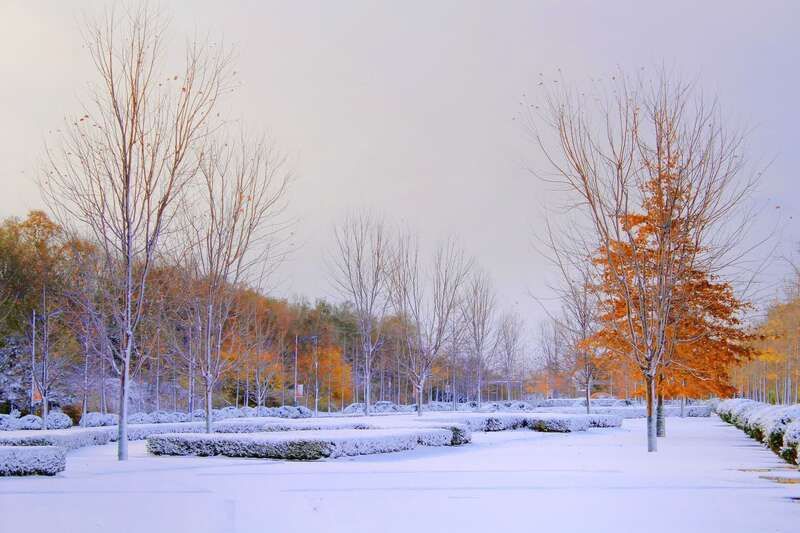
[733,266,800,404]
[0,208,536,441]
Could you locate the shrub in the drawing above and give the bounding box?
[128,412,155,424]
[44,411,73,430]
[0,446,66,476]
[80,412,119,427]
[16,415,43,430]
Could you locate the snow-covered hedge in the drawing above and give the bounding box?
[423,412,594,433]
[529,404,711,419]
[76,405,312,428]
[585,414,624,428]
[0,446,66,476]
[45,411,73,430]
[15,415,43,430]
[0,414,18,431]
[147,427,455,460]
[717,399,800,465]
[0,427,114,450]
[343,401,407,414]
[782,420,800,464]
[80,412,119,427]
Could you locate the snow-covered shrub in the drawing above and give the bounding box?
[764,405,800,452]
[0,445,66,476]
[0,415,16,431]
[274,405,301,418]
[147,427,454,460]
[526,413,592,432]
[716,398,754,423]
[343,403,366,415]
[214,406,244,420]
[44,411,73,430]
[119,422,205,441]
[241,406,257,417]
[718,399,800,465]
[586,414,623,428]
[373,401,401,413]
[80,412,119,427]
[16,415,43,430]
[192,409,206,420]
[0,427,114,450]
[255,406,275,417]
[295,406,312,418]
[781,420,800,465]
[128,412,155,424]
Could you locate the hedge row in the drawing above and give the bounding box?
[716,398,800,464]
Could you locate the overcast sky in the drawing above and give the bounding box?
[1,1,798,331]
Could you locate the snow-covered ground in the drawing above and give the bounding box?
[1,417,798,533]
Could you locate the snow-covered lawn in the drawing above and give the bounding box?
[0,417,798,533]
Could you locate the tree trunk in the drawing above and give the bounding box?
[363,344,371,416]
[416,381,424,416]
[30,309,36,413]
[585,377,592,414]
[205,379,213,433]
[656,393,666,437]
[477,367,482,409]
[100,358,107,414]
[680,395,686,418]
[82,342,90,425]
[645,375,657,452]
[117,358,130,461]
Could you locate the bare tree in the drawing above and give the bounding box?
[330,213,390,415]
[460,269,497,408]
[389,234,471,415]
[497,310,524,401]
[183,133,290,432]
[537,317,567,399]
[531,71,756,451]
[544,226,600,413]
[42,6,232,459]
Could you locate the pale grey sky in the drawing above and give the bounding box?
[1,1,798,328]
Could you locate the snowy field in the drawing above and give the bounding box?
[1,417,798,533]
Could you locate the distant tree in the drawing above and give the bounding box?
[460,268,497,408]
[330,212,391,415]
[389,234,471,415]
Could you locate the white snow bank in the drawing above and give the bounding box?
[147,427,454,460]
[0,445,66,476]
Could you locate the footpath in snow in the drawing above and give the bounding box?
[0,416,798,533]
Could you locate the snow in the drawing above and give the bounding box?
[0,417,797,532]
[0,446,66,476]
[147,428,455,460]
